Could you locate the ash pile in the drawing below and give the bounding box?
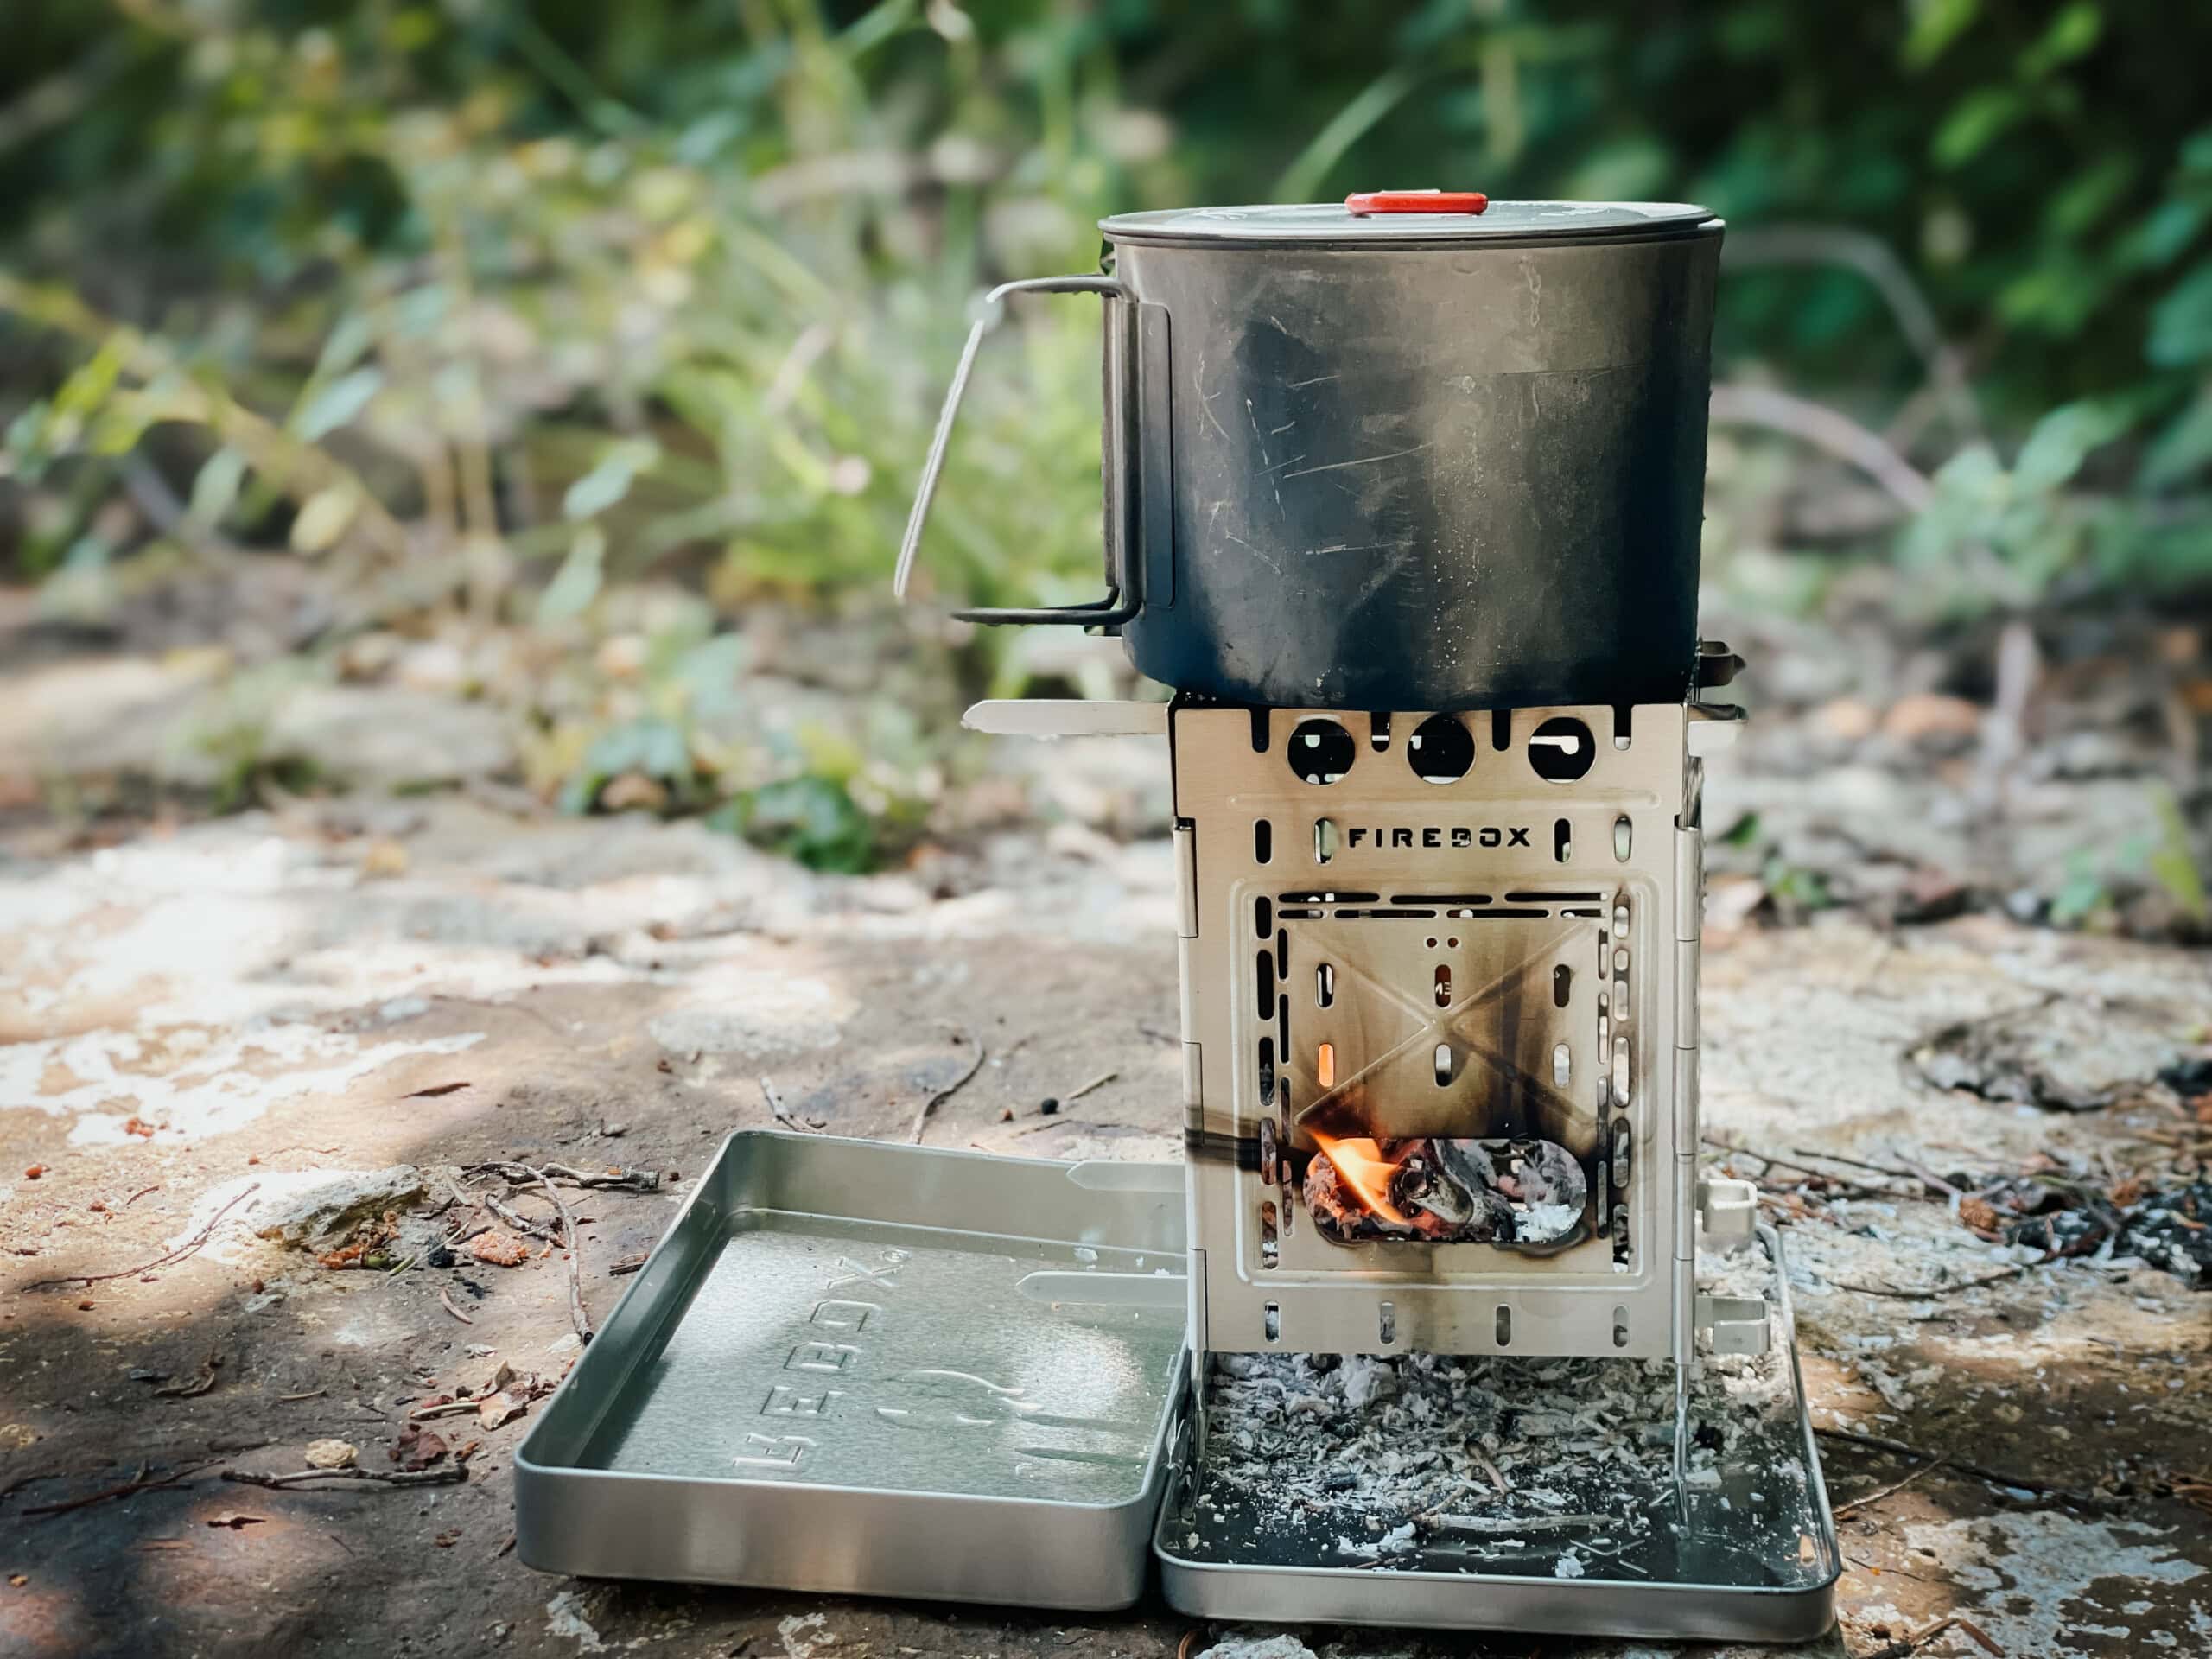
[1173,1248,1825,1587]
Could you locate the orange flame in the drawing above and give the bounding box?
[1310,1131,1412,1224]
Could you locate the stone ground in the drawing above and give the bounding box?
[2,600,2210,1658]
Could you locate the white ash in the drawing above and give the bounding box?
[1194,1637,1319,1659]
[1185,1247,1809,1577]
[1519,1201,1583,1243]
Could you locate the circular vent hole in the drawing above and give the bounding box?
[1287,718,1356,785]
[1529,715,1596,782]
[1407,715,1475,784]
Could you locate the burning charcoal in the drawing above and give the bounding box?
[1389,1141,1510,1238]
[1303,1136,1589,1248]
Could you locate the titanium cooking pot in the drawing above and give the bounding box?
[896,194,1724,711]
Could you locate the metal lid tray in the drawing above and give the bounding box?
[515,1132,1188,1611]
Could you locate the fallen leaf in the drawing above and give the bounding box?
[467,1228,531,1268]
[1814,697,1878,741]
[155,1353,222,1398]
[206,1514,266,1529]
[455,1357,515,1397]
[123,1117,157,1140]
[1883,692,1982,743]
[1958,1196,2002,1234]
[433,1529,462,1548]
[360,839,409,878]
[302,1439,357,1471]
[454,1438,483,1464]
[391,1421,449,1471]
[405,1081,470,1099]
[476,1390,525,1430]
[23,1166,43,1181]
[598,772,667,813]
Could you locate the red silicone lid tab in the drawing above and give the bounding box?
[1344,190,1489,217]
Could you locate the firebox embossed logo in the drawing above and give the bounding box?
[1344,825,1531,850]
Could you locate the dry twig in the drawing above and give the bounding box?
[1704,1138,1894,1198]
[759,1076,823,1134]
[25,1459,217,1518]
[1470,1446,1509,1496]
[482,1192,561,1243]
[464,1160,594,1344]
[406,1400,481,1421]
[1722,225,1984,443]
[525,1166,592,1344]
[1859,1616,1956,1659]
[1952,1618,2007,1656]
[1834,1457,1947,1518]
[153,1351,222,1398]
[761,1074,798,1126]
[908,1028,986,1145]
[539,1161,659,1192]
[220,1465,467,1491]
[23,1184,260,1293]
[438,1287,474,1325]
[1708,384,1934,512]
[1815,1426,2118,1512]
[1830,1263,2035,1300]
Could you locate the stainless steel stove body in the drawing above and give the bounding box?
[1168,700,1754,1369]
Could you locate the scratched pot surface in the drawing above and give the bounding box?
[577,1211,1184,1503]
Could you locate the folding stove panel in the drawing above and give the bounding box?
[1173,702,1716,1360]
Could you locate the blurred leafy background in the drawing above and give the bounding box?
[0,0,2209,870]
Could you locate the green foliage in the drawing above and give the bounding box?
[1,1,2210,859]
[717,775,880,875]
[534,611,931,870]
[1759,855,1834,920]
[558,715,699,815]
[180,658,326,811]
[0,2,2206,591]
[2048,785,2208,929]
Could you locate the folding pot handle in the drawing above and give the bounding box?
[893,274,1138,626]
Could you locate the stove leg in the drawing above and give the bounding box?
[1671,1253,1694,1523]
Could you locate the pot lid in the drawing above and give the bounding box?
[1101,197,1717,247]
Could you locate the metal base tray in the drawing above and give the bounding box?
[1153,1229,1840,1643]
[516,1132,1187,1611]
